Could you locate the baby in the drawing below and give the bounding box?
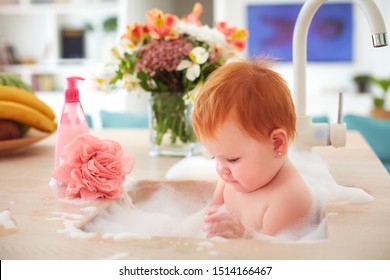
[192,59,312,239]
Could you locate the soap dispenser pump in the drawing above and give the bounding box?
[54,76,89,170]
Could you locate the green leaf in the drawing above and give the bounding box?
[373,97,385,108]
[371,77,390,93]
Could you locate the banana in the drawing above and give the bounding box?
[0,101,57,133]
[0,85,56,120]
[0,72,33,92]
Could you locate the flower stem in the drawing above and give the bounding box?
[150,92,196,146]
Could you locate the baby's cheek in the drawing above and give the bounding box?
[236,167,259,189]
[231,166,244,182]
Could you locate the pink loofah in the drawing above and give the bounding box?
[53,134,135,200]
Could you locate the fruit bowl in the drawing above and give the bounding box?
[0,129,52,156]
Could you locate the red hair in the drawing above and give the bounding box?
[192,59,296,141]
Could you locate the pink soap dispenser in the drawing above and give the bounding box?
[53,76,89,171]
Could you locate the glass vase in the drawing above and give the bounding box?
[148,92,201,157]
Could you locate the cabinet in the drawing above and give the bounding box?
[0,0,124,93]
[0,0,133,128]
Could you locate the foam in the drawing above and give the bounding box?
[0,209,17,230]
[101,252,130,260]
[47,211,96,239]
[165,156,217,180]
[83,150,373,241]
[83,186,208,239]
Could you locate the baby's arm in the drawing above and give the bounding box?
[204,180,246,239]
[208,179,225,208]
[261,197,309,236]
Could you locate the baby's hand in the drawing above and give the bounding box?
[203,208,245,239]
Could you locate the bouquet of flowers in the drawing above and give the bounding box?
[99,3,248,154]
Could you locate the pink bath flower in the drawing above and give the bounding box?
[52,134,135,200]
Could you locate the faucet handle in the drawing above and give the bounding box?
[330,92,346,148]
[337,92,343,124]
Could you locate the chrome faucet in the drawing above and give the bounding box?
[292,0,388,150]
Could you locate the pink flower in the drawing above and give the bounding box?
[136,37,193,73]
[145,8,179,40]
[122,21,149,48]
[216,21,249,51]
[182,2,203,26]
[52,134,135,200]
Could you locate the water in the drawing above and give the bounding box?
[83,151,374,241]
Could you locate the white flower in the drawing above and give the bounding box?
[121,73,140,91]
[174,22,226,47]
[185,83,203,104]
[177,47,209,81]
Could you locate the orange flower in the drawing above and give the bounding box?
[145,8,179,40]
[183,2,203,26]
[216,21,249,51]
[122,21,148,48]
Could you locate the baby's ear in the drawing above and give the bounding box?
[269,128,288,157]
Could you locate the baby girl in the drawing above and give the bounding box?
[192,59,312,238]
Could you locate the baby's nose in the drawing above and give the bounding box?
[216,162,231,175]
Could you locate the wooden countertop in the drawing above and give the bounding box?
[0,129,389,259]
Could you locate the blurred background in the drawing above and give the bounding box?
[0,0,389,128]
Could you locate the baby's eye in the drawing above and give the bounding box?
[227,158,239,163]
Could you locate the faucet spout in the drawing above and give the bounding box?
[292,0,388,150]
[293,0,388,118]
[355,0,388,48]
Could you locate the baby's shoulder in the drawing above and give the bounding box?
[273,181,311,208]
